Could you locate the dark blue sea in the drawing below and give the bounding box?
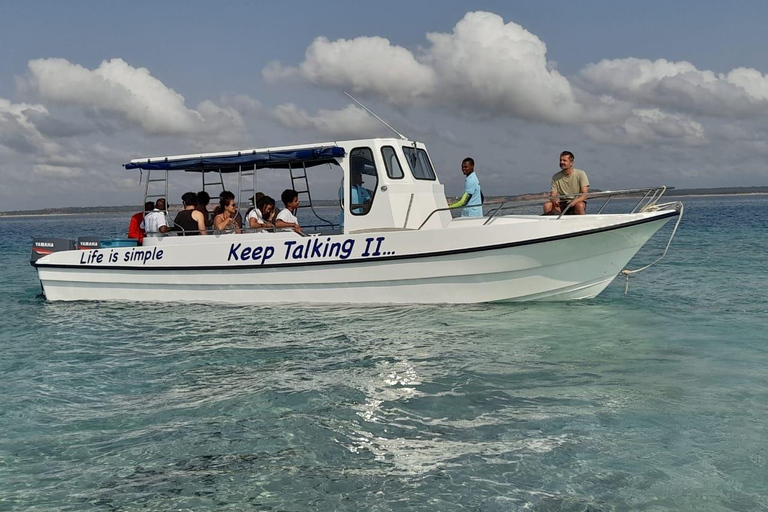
[1,196,767,511]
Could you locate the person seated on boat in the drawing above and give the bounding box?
[350,164,373,214]
[448,157,483,217]
[275,189,303,235]
[142,198,172,236]
[173,192,207,236]
[128,201,154,244]
[245,192,276,223]
[543,151,589,215]
[196,190,213,227]
[213,193,242,233]
[212,190,243,227]
[338,165,374,227]
[247,195,276,231]
[244,192,264,220]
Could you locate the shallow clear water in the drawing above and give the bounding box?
[1,197,767,511]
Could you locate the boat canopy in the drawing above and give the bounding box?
[124,145,345,172]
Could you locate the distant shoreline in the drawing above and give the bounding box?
[2,190,767,218]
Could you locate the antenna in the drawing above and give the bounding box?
[344,91,408,140]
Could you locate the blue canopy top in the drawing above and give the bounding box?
[124,146,345,172]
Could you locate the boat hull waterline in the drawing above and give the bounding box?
[34,210,678,304]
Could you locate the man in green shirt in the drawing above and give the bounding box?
[543,151,589,215]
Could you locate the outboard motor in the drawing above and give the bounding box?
[77,236,102,250]
[30,237,76,264]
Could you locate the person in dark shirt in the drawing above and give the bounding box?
[196,190,213,227]
[173,192,207,235]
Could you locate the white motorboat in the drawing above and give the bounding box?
[31,137,682,303]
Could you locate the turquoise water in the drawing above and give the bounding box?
[1,197,767,511]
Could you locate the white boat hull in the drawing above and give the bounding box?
[34,210,678,304]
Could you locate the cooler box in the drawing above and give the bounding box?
[100,239,139,248]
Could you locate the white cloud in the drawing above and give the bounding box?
[265,11,580,124]
[299,36,436,106]
[579,58,768,118]
[23,58,245,136]
[423,11,579,123]
[261,60,301,84]
[585,108,707,147]
[272,103,383,139]
[0,97,60,156]
[196,100,245,132]
[220,94,264,117]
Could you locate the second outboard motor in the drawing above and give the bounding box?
[77,236,102,250]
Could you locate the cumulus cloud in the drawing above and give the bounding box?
[23,58,245,136]
[262,60,301,84]
[585,108,707,147]
[272,103,383,138]
[579,58,768,118]
[300,36,436,105]
[423,12,579,122]
[261,11,768,147]
[0,97,53,154]
[264,11,580,124]
[220,93,264,117]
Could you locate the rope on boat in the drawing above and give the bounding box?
[620,202,685,295]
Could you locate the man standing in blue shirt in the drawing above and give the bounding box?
[449,157,483,217]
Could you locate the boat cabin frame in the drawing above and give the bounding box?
[125,138,453,235]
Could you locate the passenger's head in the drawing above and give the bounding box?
[252,191,265,205]
[281,189,299,208]
[461,157,474,176]
[219,190,236,211]
[350,160,365,185]
[144,201,154,212]
[559,151,574,171]
[256,195,276,218]
[155,198,166,210]
[197,190,210,207]
[181,192,198,207]
[219,192,237,216]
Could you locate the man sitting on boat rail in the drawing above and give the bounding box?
[449,157,483,217]
[543,151,589,215]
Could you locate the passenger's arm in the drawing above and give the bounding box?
[449,193,470,208]
[213,214,227,231]
[193,210,207,235]
[275,219,302,234]
[277,216,303,234]
[572,185,589,205]
[549,188,560,206]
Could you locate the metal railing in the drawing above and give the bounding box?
[418,187,677,230]
[146,219,341,239]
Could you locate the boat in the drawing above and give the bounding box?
[30,137,682,303]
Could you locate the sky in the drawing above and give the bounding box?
[1,0,768,210]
